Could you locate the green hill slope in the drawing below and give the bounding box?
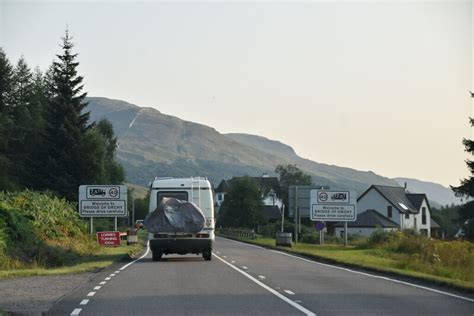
[87,97,397,193]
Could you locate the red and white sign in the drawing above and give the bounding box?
[97,231,121,246]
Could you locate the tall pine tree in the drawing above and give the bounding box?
[40,30,91,200]
[451,92,474,240]
[0,48,15,190]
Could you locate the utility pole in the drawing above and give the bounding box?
[131,188,135,228]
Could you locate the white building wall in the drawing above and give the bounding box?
[414,199,431,236]
[402,212,415,230]
[357,189,401,226]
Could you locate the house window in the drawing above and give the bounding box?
[405,212,409,219]
[387,206,392,218]
[422,207,426,225]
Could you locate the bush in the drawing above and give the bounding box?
[366,227,392,247]
[0,190,99,268]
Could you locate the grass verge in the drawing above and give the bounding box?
[218,235,474,293]
[0,229,147,279]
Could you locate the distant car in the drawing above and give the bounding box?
[135,220,144,229]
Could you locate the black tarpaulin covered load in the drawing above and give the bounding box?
[145,197,205,233]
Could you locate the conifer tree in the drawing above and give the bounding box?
[0,48,15,190]
[40,30,91,200]
[451,92,474,240]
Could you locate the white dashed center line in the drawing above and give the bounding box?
[284,290,295,295]
[105,277,111,281]
[87,292,96,297]
[258,275,266,280]
[71,308,82,315]
[100,281,106,285]
[79,299,89,305]
[110,274,116,277]
[241,266,248,269]
[94,286,102,290]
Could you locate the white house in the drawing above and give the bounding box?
[332,209,399,237]
[356,185,433,237]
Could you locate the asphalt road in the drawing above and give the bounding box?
[49,237,473,316]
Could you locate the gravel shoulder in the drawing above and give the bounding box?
[0,272,98,315]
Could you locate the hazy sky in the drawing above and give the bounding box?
[1,0,472,187]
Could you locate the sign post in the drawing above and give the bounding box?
[79,185,128,218]
[79,185,127,240]
[310,189,357,247]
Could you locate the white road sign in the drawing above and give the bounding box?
[79,185,127,217]
[310,190,357,221]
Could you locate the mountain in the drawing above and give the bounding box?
[86,97,398,193]
[393,177,463,208]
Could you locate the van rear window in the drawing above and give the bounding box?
[157,191,188,203]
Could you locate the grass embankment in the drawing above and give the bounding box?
[218,232,474,292]
[0,191,147,278]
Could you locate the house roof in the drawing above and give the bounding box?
[406,193,432,212]
[230,176,279,195]
[358,185,419,214]
[332,209,399,228]
[430,218,441,228]
[215,179,230,193]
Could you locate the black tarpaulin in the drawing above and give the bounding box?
[145,197,205,234]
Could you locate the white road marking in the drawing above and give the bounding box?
[110,274,116,277]
[223,255,227,258]
[100,281,106,285]
[214,253,316,316]
[115,271,120,273]
[119,240,150,271]
[105,277,111,281]
[94,286,101,290]
[241,266,248,269]
[87,292,95,297]
[216,251,220,254]
[285,290,295,295]
[71,308,82,315]
[79,299,89,305]
[231,260,236,263]
[258,275,266,280]
[269,249,474,303]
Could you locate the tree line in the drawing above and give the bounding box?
[0,30,124,201]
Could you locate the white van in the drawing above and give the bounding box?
[148,177,215,261]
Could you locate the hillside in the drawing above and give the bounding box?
[87,97,398,193]
[393,177,463,208]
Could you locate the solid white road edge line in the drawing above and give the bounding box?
[213,253,316,316]
[70,308,81,315]
[219,236,474,303]
[120,240,150,271]
[268,249,474,303]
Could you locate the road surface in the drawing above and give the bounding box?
[49,237,474,315]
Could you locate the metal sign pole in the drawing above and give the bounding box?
[114,217,117,231]
[90,217,93,236]
[281,204,285,233]
[294,187,298,243]
[344,221,348,247]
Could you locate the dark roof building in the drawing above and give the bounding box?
[358,185,418,214]
[332,209,399,228]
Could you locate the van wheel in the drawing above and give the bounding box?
[152,251,162,261]
[203,250,212,261]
